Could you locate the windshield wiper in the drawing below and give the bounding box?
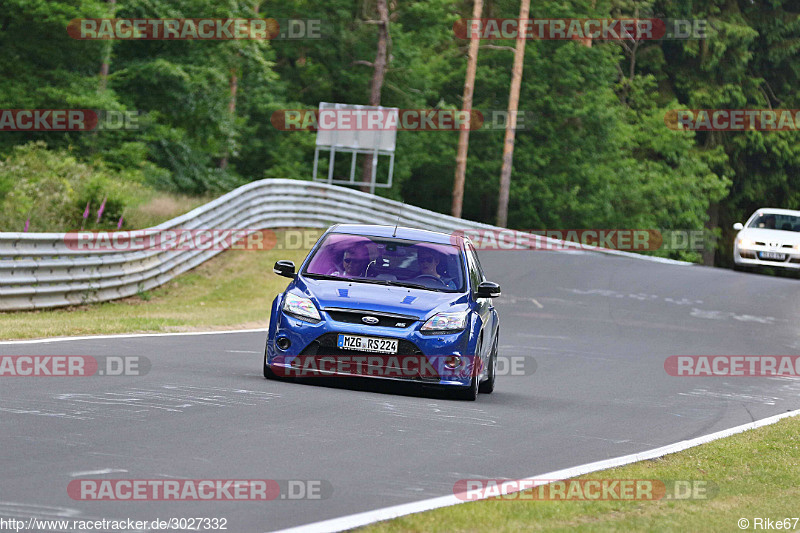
[304,274,392,286]
[350,278,393,286]
[304,274,447,291]
[383,280,446,292]
[304,273,347,281]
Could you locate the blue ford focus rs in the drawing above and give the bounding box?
[263,224,501,400]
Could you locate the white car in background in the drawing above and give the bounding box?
[733,208,800,270]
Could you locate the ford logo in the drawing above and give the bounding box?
[362,316,379,325]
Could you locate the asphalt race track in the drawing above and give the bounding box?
[1,249,799,532]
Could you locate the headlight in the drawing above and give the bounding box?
[737,238,752,247]
[421,311,468,332]
[283,293,320,322]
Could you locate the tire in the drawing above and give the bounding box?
[450,372,479,401]
[450,339,481,401]
[479,333,498,394]
[263,341,280,380]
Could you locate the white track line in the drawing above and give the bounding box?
[0,328,266,345]
[585,246,692,265]
[270,408,800,533]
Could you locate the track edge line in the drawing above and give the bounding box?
[0,328,267,345]
[269,408,800,533]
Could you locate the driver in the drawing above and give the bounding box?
[331,243,370,278]
[417,249,456,289]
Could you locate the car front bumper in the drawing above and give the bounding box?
[266,308,479,387]
[734,245,800,270]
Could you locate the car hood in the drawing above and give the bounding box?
[298,277,467,319]
[738,228,800,245]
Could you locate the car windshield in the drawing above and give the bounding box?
[747,213,800,232]
[303,233,465,292]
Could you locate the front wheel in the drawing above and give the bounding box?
[450,372,479,401]
[479,333,498,394]
[449,339,481,401]
[263,341,280,380]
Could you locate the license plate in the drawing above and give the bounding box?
[337,334,398,354]
[759,251,786,261]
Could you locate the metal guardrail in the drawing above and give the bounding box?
[0,178,687,311]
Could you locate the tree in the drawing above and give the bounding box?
[496,0,529,227]
[451,0,483,218]
[359,0,391,192]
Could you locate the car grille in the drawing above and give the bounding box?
[323,308,419,328]
[753,241,794,249]
[298,333,438,381]
[302,333,422,356]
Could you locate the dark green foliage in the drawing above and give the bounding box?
[1,0,797,266]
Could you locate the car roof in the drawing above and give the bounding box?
[750,208,800,216]
[329,224,461,245]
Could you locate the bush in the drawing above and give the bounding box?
[0,142,155,232]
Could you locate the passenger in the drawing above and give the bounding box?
[759,214,776,229]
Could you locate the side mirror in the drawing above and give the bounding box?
[733,222,744,231]
[476,281,501,298]
[273,260,296,278]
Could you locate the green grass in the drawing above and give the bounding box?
[0,244,311,340]
[358,415,800,532]
[123,192,215,229]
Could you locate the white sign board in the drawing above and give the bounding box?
[315,102,398,153]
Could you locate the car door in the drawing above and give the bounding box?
[465,241,497,367]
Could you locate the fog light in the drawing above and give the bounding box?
[276,337,291,350]
[444,355,462,369]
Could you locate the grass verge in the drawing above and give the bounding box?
[358,415,800,532]
[123,192,215,229]
[0,245,311,340]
